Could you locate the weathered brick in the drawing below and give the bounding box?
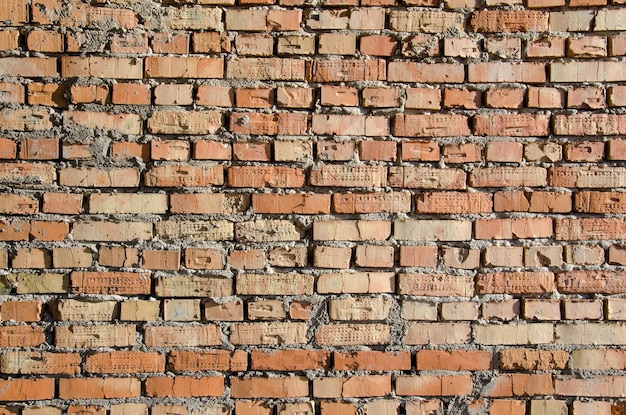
[85,351,165,374]
[62,57,141,79]
[145,57,223,79]
[231,377,309,398]
[477,272,555,294]
[147,111,222,135]
[316,323,390,346]
[398,273,474,296]
[306,59,386,82]
[471,10,548,32]
[389,166,466,189]
[169,350,247,372]
[469,62,546,83]
[388,62,464,83]
[144,325,222,347]
[228,58,305,80]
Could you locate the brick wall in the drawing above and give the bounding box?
[0,0,625,413]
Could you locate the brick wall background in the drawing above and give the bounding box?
[0,0,625,413]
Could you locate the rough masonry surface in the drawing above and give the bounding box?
[0,0,625,414]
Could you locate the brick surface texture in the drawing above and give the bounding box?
[0,0,624,413]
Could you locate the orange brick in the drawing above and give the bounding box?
[152,33,189,54]
[111,83,151,105]
[85,351,165,374]
[27,30,63,52]
[231,377,309,398]
[58,378,140,399]
[0,300,42,322]
[360,35,397,56]
[251,350,331,371]
[0,379,55,401]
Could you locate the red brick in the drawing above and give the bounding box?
[359,140,397,161]
[443,88,480,109]
[486,141,524,162]
[228,250,265,270]
[0,58,57,77]
[0,326,45,347]
[228,58,305,80]
[0,379,54,401]
[70,271,150,295]
[527,36,565,57]
[144,165,223,187]
[399,246,438,268]
[58,378,140,399]
[0,83,24,105]
[360,35,397,56]
[334,351,411,371]
[494,191,571,213]
[394,114,470,137]
[313,114,388,136]
[152,33,189,54]
[314,375,391,398]
[111,33,148,54]
[475,218,553,239]
[471,10,548,32]
[230,112,307,135]
[320,86,358,107]
[168,350,247,372]
[477,272,555,294]
[406,88,441,110]
[443,143,482,163]
[231,377,309,398]
[485,88,524,109]
[469,62,546,83]
[27,83,67,107]
[0,108,53,131]
[333,192,411,214]
[251,350,331,371]
[0,351,80,375]
[416,350,492,371]
[500,349,568,370]
[485,374,554,397]
[85,351,165,374]
[145,376,224,398]
[0,300,42,322]
[253,193,330,214]
[193,32,230,53]
[30,220,69,241]
[235,401,273,415]
[557,270,626,294]
[401,35,441,57]
[306,59,385,82]
[236,88,274,108]
[27,30,63,52]
[416,192,491,214]
[229,166,305,188]
[396,375,472,396]
[233,142,271,161]
[193,140,231,160]
[388,62,463,83]
[62,56,142,79]
[111,83,151,105]
[151,139,189,161]
[145,57,223,79]
[568,87,606,109]
[550,166,626,188]
[0,0,28,25]
[568,36,607,57]
[276,87,314,108]
[70,85,109,105]
[490,400,525,415]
